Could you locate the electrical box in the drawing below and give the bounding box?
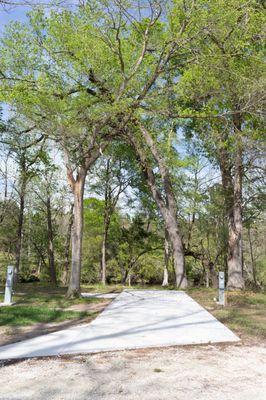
[218,271,225,306]
[4,265,15,305]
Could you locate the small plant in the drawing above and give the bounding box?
[154,368,163,373]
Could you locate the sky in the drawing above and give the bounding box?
[0,5,26,121]
[0,1,80,33]
[0,3,31,31]
[0,3,32,119]
[0,1,79,120]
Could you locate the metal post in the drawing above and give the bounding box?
[218,271,225,306]
[4,265,15,305]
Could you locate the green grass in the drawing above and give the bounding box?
[13,291,101,308]
[215,308,266,338]
[81,282,176,293]
[0,282,265,341]
[0,282,104,307]
[0,306,89,327]
[0,282,107,330]
[81,283,124,293]
[188,288,266,340]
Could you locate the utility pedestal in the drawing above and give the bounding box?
[3,265,15,305]
[218,271,226,306]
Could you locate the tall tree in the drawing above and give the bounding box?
[0,1,190,292]
[171,0,265,289]
[0,121,44,277]
[61,203,74,285]
[88,146,135,284]
[32,161,59,285]
[125,123,188,288]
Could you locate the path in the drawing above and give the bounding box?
[0,290,239,360]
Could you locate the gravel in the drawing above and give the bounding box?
[0,343,265,400]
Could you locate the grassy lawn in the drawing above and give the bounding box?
[0,283,265,344]
[81,283,124,293]
[0,306,88,327]
[0,283,107,329]
[187,288,266,341]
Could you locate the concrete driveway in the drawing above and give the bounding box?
[0,290,239,360]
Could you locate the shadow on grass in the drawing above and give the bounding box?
[0,310,99,349]
[0,306,89,327]
[9,286,104,310]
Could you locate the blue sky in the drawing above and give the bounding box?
[0,1,77,120]
[0,1,79,33]
[0,5,28,32]
[0,3,26,120]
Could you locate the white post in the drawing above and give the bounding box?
[218,271,225,306]
[4,265,15,305]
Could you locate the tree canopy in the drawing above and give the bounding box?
[0,0,265,294]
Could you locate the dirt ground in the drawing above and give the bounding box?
[0,342,265,400]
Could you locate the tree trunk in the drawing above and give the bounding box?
[219,142,244,290]
[32,242,47,273]
[206,268,210,288]
[67,172,86,298]
[101,222,108,285]
[128,128,187,288]
[122,269,128,285]
[46,195,57,285]
[166,214,186,288]
[209,262,218,288]
[162,228,169,286]
[15,178,26,278]
[227,143,245,290]
[247,226,258,288]
[62,203,74,286]
[101,158,111,285]
[64,142,103,297]
[202,259,209,287]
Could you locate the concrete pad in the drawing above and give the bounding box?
[0,290,240,360]
[81,292,119,299]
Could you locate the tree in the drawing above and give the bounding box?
[0,1,190,292]
[0,121,45,277]
[61,203,74,285]
[1,0,264,292]
[114,215,162,285]
[0,6,114,295]
[132,169,168,286]
[88,144,136,284]
[0,0,73,8]
[82,197,121,283]
[172,0,265,289]
[32,161,59,285]
[124,122,188,288]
